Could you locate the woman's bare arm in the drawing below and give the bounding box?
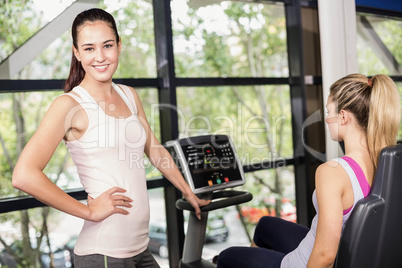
[12,95,132,221]
[307,162,346,268]
[128,87,210,218]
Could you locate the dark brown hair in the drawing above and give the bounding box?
[64,8,120,92]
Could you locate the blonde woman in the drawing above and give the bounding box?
[217,74,400,268]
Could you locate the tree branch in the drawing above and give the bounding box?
[52,152,69,185]
[232,87,258,118]
[12,94,26,157]
[253,173,279,194]
[0,235,24,264]
[0,131,15,171]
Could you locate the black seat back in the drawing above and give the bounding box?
[334,144,402,268]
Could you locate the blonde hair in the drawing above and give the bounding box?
[330,73,400,169]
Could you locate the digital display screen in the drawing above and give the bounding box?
[166,135,245,194]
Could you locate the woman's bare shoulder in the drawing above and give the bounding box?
[317,159,347,173]
[315,159,350,192]
[51,93,83,111]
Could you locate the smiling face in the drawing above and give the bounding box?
[73,20,121,84]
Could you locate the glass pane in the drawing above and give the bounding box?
[357,15,402,76]
[0,88,160,199]
[148,188,168,266]
[240,166,296,231]
[176,86,293,161]
[0,91,77,199]
[106,0,156,78]
[172,0,288,77]
[0,207,82,268]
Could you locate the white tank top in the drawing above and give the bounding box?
[63,83,149,258]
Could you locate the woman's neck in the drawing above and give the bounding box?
[80,77,114,98]
[343,129,374,184]
[343,130,369,159]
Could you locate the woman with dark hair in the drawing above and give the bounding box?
[216,73,401,268]
[12,8,209,268]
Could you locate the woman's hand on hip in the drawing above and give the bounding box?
[87,187,133,222]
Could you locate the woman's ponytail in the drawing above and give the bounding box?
[64,51,85,93]
[366,75,400,168]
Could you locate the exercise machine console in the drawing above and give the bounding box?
[165,135,253,268]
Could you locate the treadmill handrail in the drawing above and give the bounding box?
[176,190,253,212]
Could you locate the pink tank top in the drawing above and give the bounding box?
[63,83,149,258]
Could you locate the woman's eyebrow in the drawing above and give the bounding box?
[81,39,115,47]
